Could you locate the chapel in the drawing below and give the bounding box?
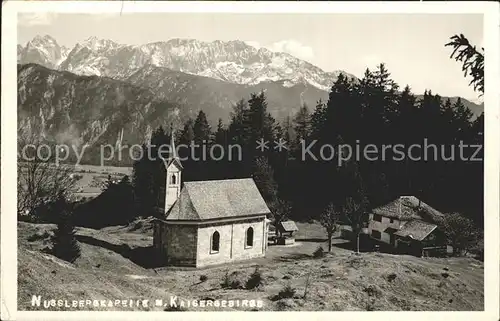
[153,131,271,267]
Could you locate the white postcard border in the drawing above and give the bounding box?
[2,1,499,320]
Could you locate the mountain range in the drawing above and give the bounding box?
[18,35,356,91]
[17,35,484,161]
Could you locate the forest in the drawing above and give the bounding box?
[129,63,483,228]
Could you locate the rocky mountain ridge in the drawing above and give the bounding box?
[18,35,357,91]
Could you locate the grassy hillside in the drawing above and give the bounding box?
[18,220,484,311]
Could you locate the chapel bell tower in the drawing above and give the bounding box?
[164,125,182,213]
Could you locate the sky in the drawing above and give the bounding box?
[17,13,483,100]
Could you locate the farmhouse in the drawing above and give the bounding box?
[367,196,447,256]
[153,132,271,267]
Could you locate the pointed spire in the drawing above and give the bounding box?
[170,123,179,162]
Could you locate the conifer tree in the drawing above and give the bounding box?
[215,118,226,145]
[252,156,278,204]
[310,99,327,141]
[293,103,310,144]
[51,196,81,263]
[132,126,168,216]
[446,34,484,94]
[228,98,250,146]
[178,118,195,146]
[193,110,212,144]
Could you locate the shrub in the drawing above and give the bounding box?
[230,279,242,289]
[199,275,208,282]
[313,246,325,258]
[363,284,382,297]
[72,174,84,181]
[27,231,52,242]
[246,267,263,290]
[221,271,243,289]
[221,271,231,288]
[386,273,397,282]
[278,283,296,299]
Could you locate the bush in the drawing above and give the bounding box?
[277,283,296,299]
[72,174,84,181]
[386,273,397,282]
[363,284,382,297]
[27,231,52,242]
[313,246,325,258]
[199,275,208,282]
[221,271,243,289]
[246,267,263,290]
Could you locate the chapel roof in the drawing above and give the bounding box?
[165,178,271,222]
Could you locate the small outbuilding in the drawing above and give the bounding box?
[276,220,299,245]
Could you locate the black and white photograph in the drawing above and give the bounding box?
[1,1,499,319]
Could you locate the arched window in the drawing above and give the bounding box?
[246,227,254,247]
[170,174,176,184]
[211,231,220,252]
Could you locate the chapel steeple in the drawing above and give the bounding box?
[164,124,182,213]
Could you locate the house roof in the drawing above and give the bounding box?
[279,220,299,232]
[394,220,438,241]
[384,227,399,234]
[165,178,271,221]
[372,196,444,221]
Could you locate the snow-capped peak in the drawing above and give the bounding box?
[18,35,357,90]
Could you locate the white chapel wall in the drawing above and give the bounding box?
[196,217,266,267]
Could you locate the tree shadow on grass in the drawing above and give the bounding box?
[295,238,328,243]
[275,253,311,263]
[331,239,375,253]
[75,234,166,269]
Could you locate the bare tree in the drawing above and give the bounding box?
[17,158,76,222]
[445,34,484,95]
[343,197,367,254]
[319,203,341,252]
